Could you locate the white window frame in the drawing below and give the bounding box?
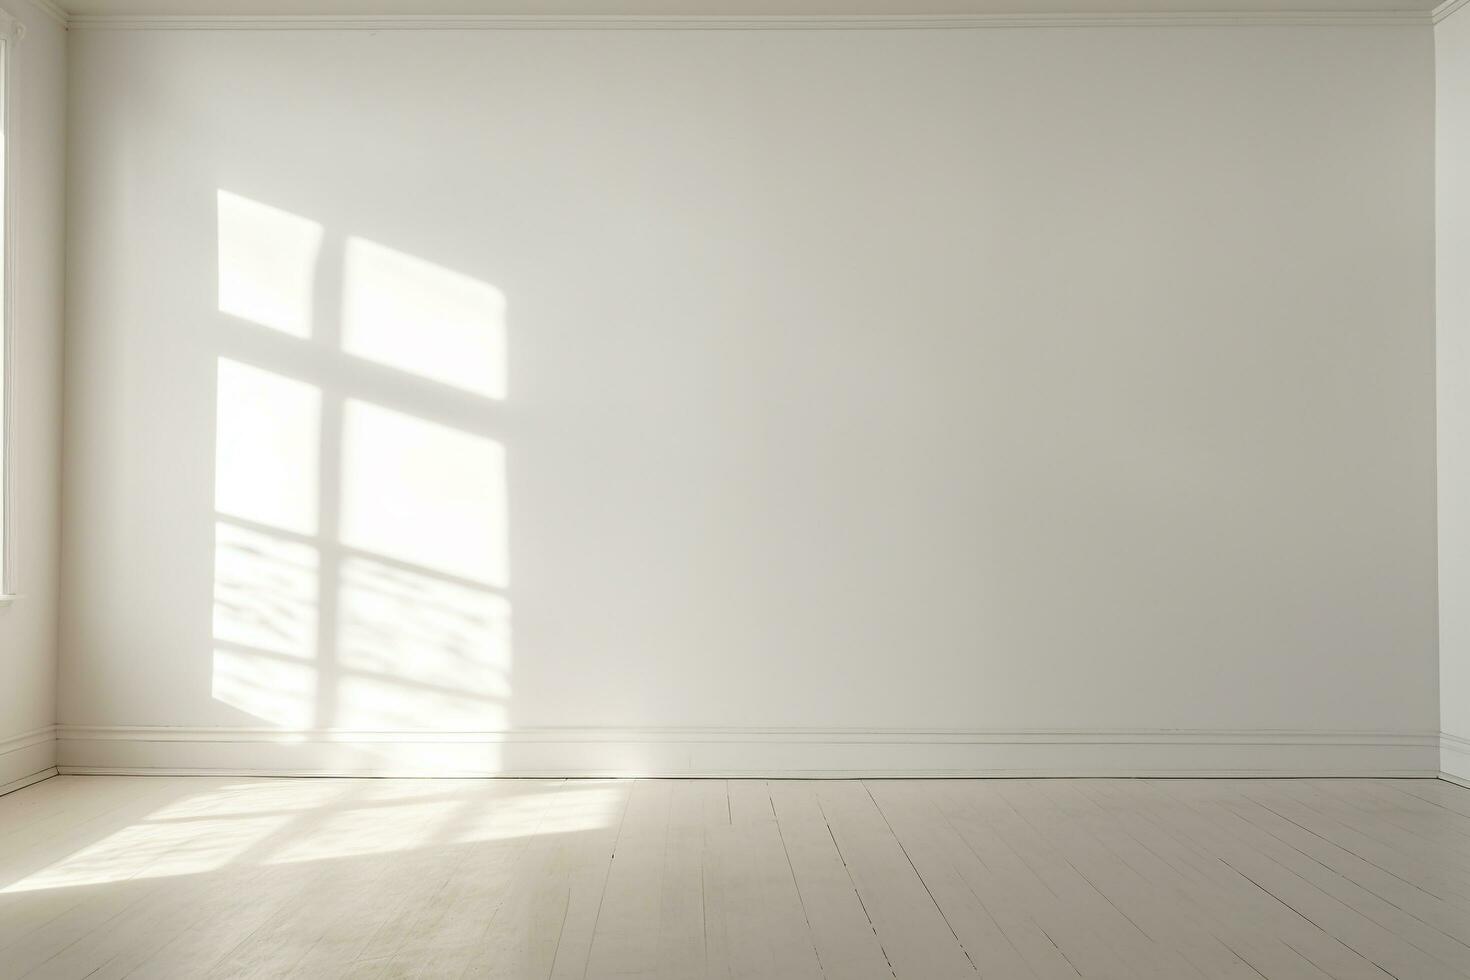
[0,7,18,603]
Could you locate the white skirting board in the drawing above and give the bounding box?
[1442,732,1470,786]
[0,728,58,796]
[55,727,1438,778]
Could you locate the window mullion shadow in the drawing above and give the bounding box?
[313,231,348,735]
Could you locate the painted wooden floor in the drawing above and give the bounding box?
[2,776,1470,978]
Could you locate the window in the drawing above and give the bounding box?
[0,8,16,600]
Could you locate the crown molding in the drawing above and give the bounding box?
[0,6,24,38]
[0,0,67,30]
[63,9,1434,31]
[1435,0,1469,22]
[23,0,69,27]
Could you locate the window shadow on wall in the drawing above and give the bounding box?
[210,190,512,746]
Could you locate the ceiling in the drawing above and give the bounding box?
[54,0,1444,18]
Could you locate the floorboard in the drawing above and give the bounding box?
[0,776,1467,979]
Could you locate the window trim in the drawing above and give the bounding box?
[0,8,19,603]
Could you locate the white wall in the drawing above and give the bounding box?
[0,0,66,794]
[1439,4,1470,785]
[60,22,1439,776]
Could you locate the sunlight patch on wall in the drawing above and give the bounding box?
[335,556,511,731]
[215,359,321,536]
[211,518,321,729]
[210,199,514,743]
[212,646,318,729]
[342,237,507,399]
[213,521,319,659]
[217,190,323,338]
[339,400,508,587]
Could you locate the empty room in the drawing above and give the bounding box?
[3,0,1470,976]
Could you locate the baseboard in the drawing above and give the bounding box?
[54,726,1438,778]
[0,767,58,796]
[1440,731,1470,787]
[0,726,58,796]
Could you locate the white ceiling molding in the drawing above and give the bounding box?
[1435,0,1469,22]
[29,0,70,26]
[0,5,24,37]
[64,8,1434,28]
